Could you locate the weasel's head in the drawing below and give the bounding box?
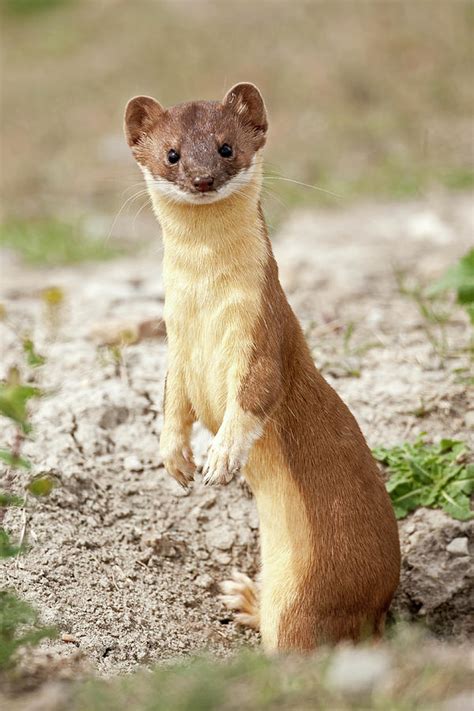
[124,83,267,205]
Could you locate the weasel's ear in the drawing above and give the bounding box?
[223,82,268,147]
[124,95,165,148]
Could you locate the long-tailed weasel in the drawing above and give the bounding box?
[124,83,400,652]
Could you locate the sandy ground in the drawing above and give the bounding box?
[1,193,473,678]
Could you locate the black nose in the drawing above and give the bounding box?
[193,175,214,192]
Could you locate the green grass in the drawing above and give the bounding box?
[374,436,473,521]
[0,592,56,670]
[395,264,471,362]
[441,168,474,192]
[429,248,474,325]
[61,628,471,711]
[0,219,121,266]
[1,0,72,15]
[0,363,57,672]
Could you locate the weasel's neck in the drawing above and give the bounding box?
[148,163,267,272]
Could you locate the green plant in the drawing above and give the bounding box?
[0,380,41,435]
[312,321,381,379]
[373,435,473,521]
[0,591,56,670]
[429,248,474,325]
[0,354,57,670]
[68,627,471,711]
[2,0,72,14]
[23,339,46,368]
[0,219,120,267]
[395,269,453,360]
[0,370,43,563]
[395,251,474,367]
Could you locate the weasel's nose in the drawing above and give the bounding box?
[193,175,214,192]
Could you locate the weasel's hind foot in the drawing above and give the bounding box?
[219,571,260,630]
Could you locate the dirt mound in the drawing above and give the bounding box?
[1,194,472,675]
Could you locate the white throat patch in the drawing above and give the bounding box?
[140,157,258,206]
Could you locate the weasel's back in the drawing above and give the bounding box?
[246,281,400,650]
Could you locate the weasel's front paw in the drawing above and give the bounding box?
[202,435,244,486]
[161,443,196,489]
[202,411,262,486]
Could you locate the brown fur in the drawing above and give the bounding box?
[125,84,266,197]
[239,212,400,650]
[124,83,401,652]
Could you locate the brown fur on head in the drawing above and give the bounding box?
[124,83,267,205]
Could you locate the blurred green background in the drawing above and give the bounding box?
[1,0,473,263]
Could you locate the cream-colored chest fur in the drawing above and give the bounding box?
[153,183,267,433]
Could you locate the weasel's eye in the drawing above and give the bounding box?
[218,143,233,158]
[168,149,180,164]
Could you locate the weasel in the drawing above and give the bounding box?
[124,83,401,652]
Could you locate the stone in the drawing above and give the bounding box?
[407,211,452,244]
[99,405,129,429]
[394,509,473,637]
[199,493,217,509]
[248,507,260,530]
[194,574,214,590]
[326,646,392,695]
[446,538,469,557]
[213,551,232,565]
[464,411,474,429]
[123,455,143,472]
[205,525,235,551]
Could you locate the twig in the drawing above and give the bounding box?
[15,491,29,568]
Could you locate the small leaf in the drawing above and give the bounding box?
[22,338,46,367]
[0,591,57,669]
[0,491,24,507]
[393,504,409,519]
[0,382,42,431]
[27,473,57,497]
[428,249,474,323]
[0,527,23,558]
[440,490,473,521]
[0,449,31,470]
[375,436,472,521]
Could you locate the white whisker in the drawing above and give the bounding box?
[132,195,152,237]
[263,173,343,199]
[106,189,150,243]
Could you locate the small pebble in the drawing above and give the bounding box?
[326,646,392,695]
[446,538,469,557]
[61,633,78,644]
[213,551,232,565]
[195,573,214,590]
[205,525,235,551]
[464,411,474,429]
[200,493,217,509]
[123,455,143,472]
[248,508,260,530]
